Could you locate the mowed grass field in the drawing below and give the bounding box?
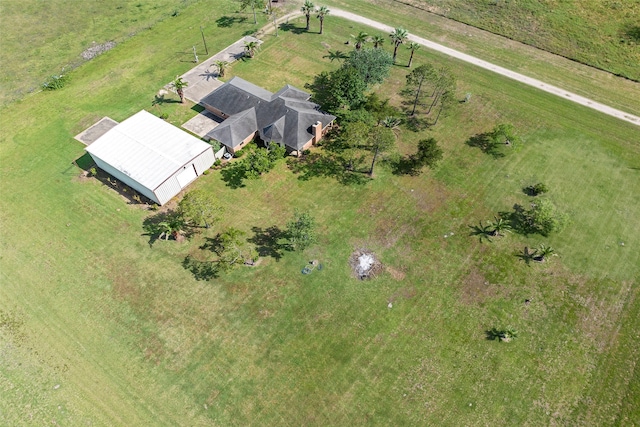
[365,0,640,82]
[1,1,640,426]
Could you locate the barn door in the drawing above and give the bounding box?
[176,165,197,188]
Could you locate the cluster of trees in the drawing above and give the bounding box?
[143,188,319,278]
[306,48,393,115]
[402,63,457,128]
[143,189,223,242]
[220,143,286,188]
[182,208,318,279]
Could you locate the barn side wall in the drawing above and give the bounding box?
[191,147,215,174]
[89,154,160,204]
[154,148,215,205]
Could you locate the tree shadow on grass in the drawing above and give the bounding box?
[183,255,219,280]
[621,23,640,42]
[386,155,422,176]
[216,15,247,28]
[466,133,504,158]
[280,23,306,34]
[404,115,430,132]
[248,226,286,260]
[220,161,248,188]
[468,221,494,243]
[142,209,189,247]
[286,153,370,185]
[152,94,180,106]
[515,246,536,266]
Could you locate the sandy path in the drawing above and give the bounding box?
[321,8,640,127]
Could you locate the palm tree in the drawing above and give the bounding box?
[158,212,186,240]
[352,31,369,50]
[372,35,385,49]
[316,6,330,35]
[389,27,408,63]
[214,60,230,77]
[534,244,556,262]
[406,42,421,67]
[171,76,188,103]
[244,40,259,58]
[488,216,511,237]
[301,0,315,31]
[381,116,402,135]
[323,50,348,62]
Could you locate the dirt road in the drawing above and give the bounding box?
[283,7,640,127]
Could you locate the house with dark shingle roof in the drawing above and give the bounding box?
[201,77,335,155]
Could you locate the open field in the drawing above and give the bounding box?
[1,2,640,426]
[377,0,640,82]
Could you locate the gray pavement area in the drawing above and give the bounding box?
[74,117,119,145]
[174,35,261,104]
[182,109,222,138]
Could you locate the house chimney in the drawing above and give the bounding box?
[312,121,322,144]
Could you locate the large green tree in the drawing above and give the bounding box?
[285,210,318,251]
[212,227,257,272]
[306,66,367,112]
[178,189,223,229]
[345,48,393,86]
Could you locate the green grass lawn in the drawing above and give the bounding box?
[1,2,639,426]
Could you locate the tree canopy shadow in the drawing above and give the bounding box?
[499,204,535,236]
[280,23,306,34]
[286,153,370,185]
[515,246,536,266]
[248,226,286,260]
[386,154,421,176]
[183,255,219,280]
[404,115,430,132]
[142,209,189,247]
[466,133,504,158]
[152,94,180,106]
[468,221,494,243]
[220,161,247,188]
[216,15,247,28]
[485,328,503,341]
[621,23,640,42]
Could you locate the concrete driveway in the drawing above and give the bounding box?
[178,36,261,104]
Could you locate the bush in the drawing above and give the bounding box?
[88,167,98,177]
[202,169,210,175]
[511,199,568,236]
[524,182,548,196]
[213,159,222,167]
[42,73,70,90]
[159,113,169,120]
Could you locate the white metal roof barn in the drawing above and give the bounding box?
[85,110,214,205]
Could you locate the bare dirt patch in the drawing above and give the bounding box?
[458,266,501,305]
[385,265,406,281]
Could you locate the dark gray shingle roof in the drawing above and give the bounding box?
[202,77,335,151]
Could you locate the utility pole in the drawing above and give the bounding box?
[200,26,209,55]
